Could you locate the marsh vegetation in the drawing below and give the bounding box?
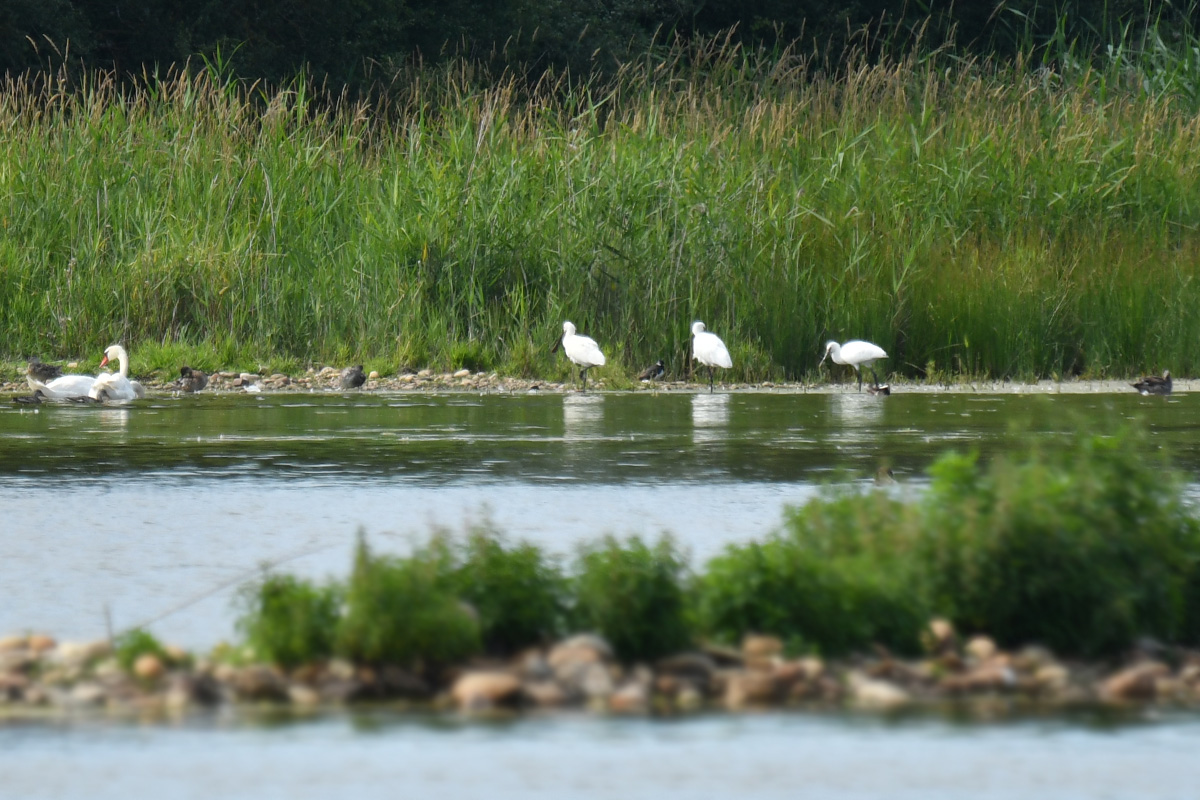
[3,22,1200,382]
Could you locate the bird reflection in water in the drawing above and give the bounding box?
[829,392,885,427]
[563,393,604,441]
[692,392,731,443]
[98,408,131,429]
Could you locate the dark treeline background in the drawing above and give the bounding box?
[1,1,1194,88]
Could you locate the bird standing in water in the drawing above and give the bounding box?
[691,322,732,393]
[820,340,888,392]
[556,321,606,390]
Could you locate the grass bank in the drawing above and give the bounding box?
[3,31,1200,381]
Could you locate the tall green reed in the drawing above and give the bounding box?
[3,28,1200,379]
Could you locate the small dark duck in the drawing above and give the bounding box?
[867,384,891,396]
[12,389,46,405]
[638,360,665,382]
[340,365,366,390]
[26,359,62,382]
[176,366,209,393]
[1132,370,1172,396]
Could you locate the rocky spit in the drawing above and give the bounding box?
[3,364,1195,397]
[2,621,1199,721]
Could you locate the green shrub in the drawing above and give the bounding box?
[571,535,693,662]
[696,491,929,656]
[114,628,168,672]
[920,431,1200,656]
[236,574,341,668]
[444,525,567,655]
[336,537,480,667]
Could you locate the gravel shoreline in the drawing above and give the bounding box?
[3,366,1191,398]
[2,624,1198,722]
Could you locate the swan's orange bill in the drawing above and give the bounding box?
[99,356,110,368]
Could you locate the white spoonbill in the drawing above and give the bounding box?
[691,321,732,393]
[821,339,888,392]
[557,321,606,390]
[89,344,141,403]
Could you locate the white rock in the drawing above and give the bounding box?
[965,635,997,662]
[67,682,107,707]
[53,640,111,669]
[847,671,911,710]
[451,671,522,710]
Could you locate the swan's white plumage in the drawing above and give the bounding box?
[89,345,139,402]
[26,373,95,399]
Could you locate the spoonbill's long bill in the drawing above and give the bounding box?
[821,340,888,392]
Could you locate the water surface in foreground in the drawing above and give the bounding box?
[2,711,1197,800]
[0,390,1195,645]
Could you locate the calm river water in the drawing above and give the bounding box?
[2,388,1198,799]
[1,389,1196,646]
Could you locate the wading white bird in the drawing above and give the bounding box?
[89,344,142,403]
[821,339,888,392]
[1132,370,1172,396]
[691,321,733,393]
[557,321,606,390]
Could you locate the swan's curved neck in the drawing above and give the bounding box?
[112,347,129,377]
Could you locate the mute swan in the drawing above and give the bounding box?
[691,321,732,393]
[340,365,366,389]
[821,340,888,392]
[89,344,140,403]
[557,321,606,390]
[176,366,209,393]
[1132,370,1172,396]
[638,360,665,382]
[26,363,96,400]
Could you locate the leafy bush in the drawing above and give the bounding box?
[571,535,693,662]
[697,491,929,656]
[114,628,168,672]
[920,431,1200,656]
[236,574,341,668]
[336,537,480,667]
[442,524,567,655]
